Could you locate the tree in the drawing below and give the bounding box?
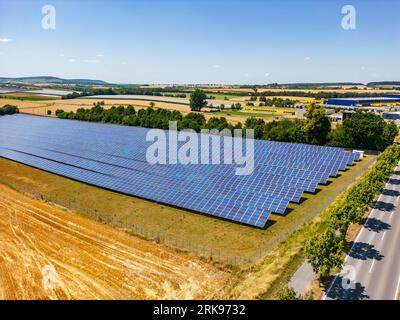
[203,117,232,131]
[277,286,300,300]
[244,118,265,139]
[303,104,331,145]
[330,111,390,151]
[264,119,306,143]
[305,229,344,278]
[0,104,19,115]
[178,112,206,132]
[381,121,398,149]
[189,89,208,111]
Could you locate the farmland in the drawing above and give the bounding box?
[0,183,229,300]
[0,96,288,124]
[0,153,375,261]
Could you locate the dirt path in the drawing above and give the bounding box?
[0,184,229,300]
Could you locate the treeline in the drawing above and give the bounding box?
[305,144,400,277]
[259,91,389,99]
[55,104,242,132]
[328,112,398,151]
[55,104,398,151]
[248,108,397,151]
[259,97,294,107]
[62,87,194,100]
[0,104,19,115]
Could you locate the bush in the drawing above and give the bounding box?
[0,104,19,115]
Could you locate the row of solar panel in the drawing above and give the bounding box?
[0,116,356,206]
[0,115,360,227]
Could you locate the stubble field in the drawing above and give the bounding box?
[0,183,229,300]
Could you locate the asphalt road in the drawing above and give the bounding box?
[324,164,400,300]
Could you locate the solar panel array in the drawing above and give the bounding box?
[0,114,360,228]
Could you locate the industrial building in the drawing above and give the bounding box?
[324,96,400,107]
[243,106,306,118]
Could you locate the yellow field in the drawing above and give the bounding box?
[0,97,272,124]
[0,183,229,300]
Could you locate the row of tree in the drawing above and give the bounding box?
[0,104,19,116]
[56,103,398,151]
[245,106,397,151]
[258,91,390,99]
[55,104,243,132]
[305,144,400,278]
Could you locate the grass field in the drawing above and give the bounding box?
[0,155,375,263]
[0,183,228,299]
[225,155,376,299]
[1,92,59,101]
[0,97,274,124]
[162,92,244,100]
[214,110,279,118]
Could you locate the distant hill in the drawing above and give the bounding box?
[273,82,364,88]
[0,76,109,86]
[367,81,400,86]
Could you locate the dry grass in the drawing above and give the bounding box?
[0,155,373,261]
[0,183,229,300]
[223,156,376,299]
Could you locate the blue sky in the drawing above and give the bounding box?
[0,0,399,84]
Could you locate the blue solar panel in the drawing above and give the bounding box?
[0,114,360,228]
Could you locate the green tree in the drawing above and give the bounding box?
[303,104,331,145]
[179,112,206,132]
[189,89,208,111]
[264,119,306,143]
[381,121,398,149]
[330,111,390,151]
[277,286,300,300]
[244,118,265,139]
[203,117,232,131]
[305,229,344,278]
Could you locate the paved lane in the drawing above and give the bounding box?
[324,164,400,300]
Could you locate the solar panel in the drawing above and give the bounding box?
[0,114,360,228]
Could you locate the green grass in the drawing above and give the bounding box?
[214,110,275,118]
[1,94,57,101]
[162,92,243,100]
[0,155,374,264]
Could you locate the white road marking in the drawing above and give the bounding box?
[381,231,386,241]
[323,164,400,300]
[394,273,400,300]
[369,260,376,273]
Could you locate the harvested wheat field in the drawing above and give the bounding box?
[0,184,229,300]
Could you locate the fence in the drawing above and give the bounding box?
[0,177,259,267]
[0,156,375,269]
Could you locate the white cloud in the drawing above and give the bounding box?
[96,54,104,57]
[121,61,127,65]
[212,64,221,69]
[0,38,12,43]
[68,58,76,63]
[84,59,101,63]
[264,72,270,77]
[304,56,311,61]
[60,53,65,57]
